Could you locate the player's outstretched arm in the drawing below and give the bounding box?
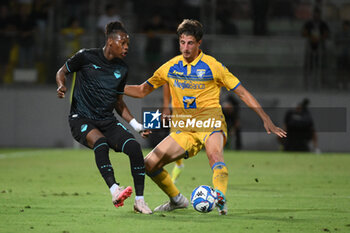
[115,94,134,123]
[233,85,287,138]
[56,64,69,98]
[124,82,154,98]
[114,95,151,138]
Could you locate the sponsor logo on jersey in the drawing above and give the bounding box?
[172,70,184,76]
[174,80,205,89]
[183,96,197,109]
[92,64,101,69]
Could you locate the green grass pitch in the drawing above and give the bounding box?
[0,148,350,233]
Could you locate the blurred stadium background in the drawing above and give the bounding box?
[0,0,349,152]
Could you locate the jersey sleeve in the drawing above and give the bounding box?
[214,62,241,91]
[65,49,87,73]
[146,63,169,89]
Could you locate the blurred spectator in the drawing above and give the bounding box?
[16,3,37,68]
[295,1,313,20]
[282,98,319,152]
[335,20,350,90]
[270,0,295,19]
[251,0,270,35]
[222,95,242,150]
[302,7,330,89]
[32,0,50,33]
[216,0,238,35]
[63,0,86,25]
[32,0,51,84]
[97,3,122,43]
[302,7,330,54]
[61,17,85,59]
[181,0,201,20]
[0,4,16,83]
[143,14,167,71]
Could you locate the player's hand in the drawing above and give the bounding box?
[263,118,287,138]
[57,85,67,98]
[139,129,152,138]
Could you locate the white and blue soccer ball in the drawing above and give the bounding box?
[191,185,217,213]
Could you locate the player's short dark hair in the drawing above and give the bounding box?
[105,21,127,38]
[177,19,203,42]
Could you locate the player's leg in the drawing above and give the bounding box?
[106,122,151,213]
[171,159,184,183]
[69,118,124,203]
[205,132,227,193]
[85,128,133,208]
[205,131,228,215]
[120,137,152,213]
[69,117,131,208]
[86,128,118,188]
[145,135,189,211]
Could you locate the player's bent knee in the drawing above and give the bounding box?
[93,137,109,151]
[119,137,137,153]
[122,138,140,151]
[87,130,105,149]
[144,157,158,174]
[146,167,163,177]
[144,149,165,173]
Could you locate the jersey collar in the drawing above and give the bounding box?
[182,50,204,67]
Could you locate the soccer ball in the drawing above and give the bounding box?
[191,185,217,213]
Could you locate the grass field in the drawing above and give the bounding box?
[0,148,350,233]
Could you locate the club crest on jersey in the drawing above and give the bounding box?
[114,70,121,79]
[196,69,206,79]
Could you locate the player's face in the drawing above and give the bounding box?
[109,32,129,59]
[179,34,201,63]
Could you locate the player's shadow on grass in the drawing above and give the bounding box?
[119,209,239,222]
[228,184,291,193]
[231,208,340,222]
[118,207,342,223]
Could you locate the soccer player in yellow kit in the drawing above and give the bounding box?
[124,19,286,215]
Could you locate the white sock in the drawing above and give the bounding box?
[176,164,184,168]
[171,193,182,203]
[109,183,119,195]
[135,196,144,200]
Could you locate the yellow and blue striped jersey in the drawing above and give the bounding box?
[147,51,240,124]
